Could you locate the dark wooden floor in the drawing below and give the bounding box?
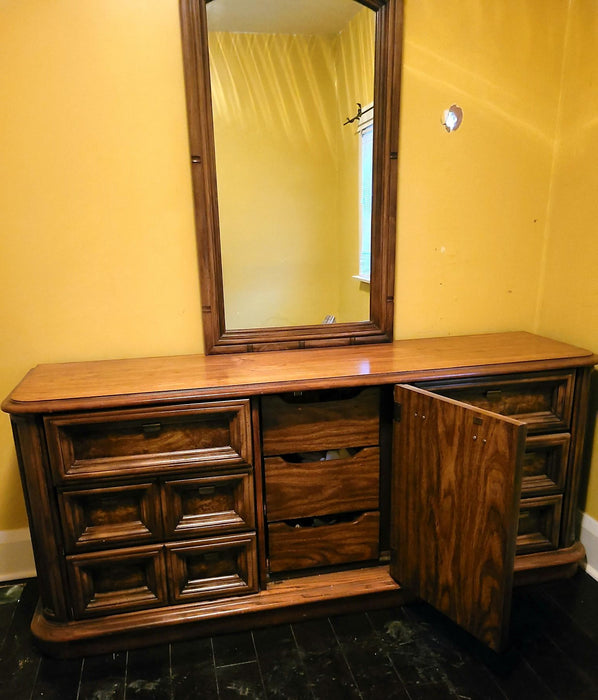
[1,571,597,699]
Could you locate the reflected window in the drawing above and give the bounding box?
[358,103,373,282]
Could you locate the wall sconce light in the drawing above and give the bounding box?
[442,105,463,132]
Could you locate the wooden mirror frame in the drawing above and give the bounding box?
[179,0,403,354]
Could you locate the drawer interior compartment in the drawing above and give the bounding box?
[265,447,380,521]
[522,434,570,494]
[418,372,575,433]
[45,401,252,481]
[166,533,258,603]
[268,511,380,573]
[67,545,168,618]
[59,482,162,552]
[162,470,255,538]
[517,495,562,554]
[261,388,380,455]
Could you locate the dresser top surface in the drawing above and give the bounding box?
[3,332,596,414]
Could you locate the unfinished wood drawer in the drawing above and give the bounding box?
[261,388,380,456]
[517,495,562,554]
[521,434,570,495]
[45,401,252,482]
[162,469,255,539]
[165,533,258,603]
[265,447,380,521]
[268,511,380,573]
[67,545,168,618]
[418,371,575,434]
[58,482,163,553]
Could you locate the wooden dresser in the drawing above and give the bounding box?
[3,332,596,656]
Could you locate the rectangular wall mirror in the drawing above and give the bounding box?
[180,0,403,353]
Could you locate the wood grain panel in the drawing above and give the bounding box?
[10,416,70,620]
[59,482,162,552]
[419,371,575,434]
[521,434,569,494]
[162,469,255,538]
[67,546,168,618]
[165,533,258,603]
[268,512,379,573]
[45,401,252,481]
[261,388,379,455]
[517,495,562,554]
[391,385,526,652]
[265,448,380,521]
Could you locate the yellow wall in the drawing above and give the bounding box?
[0,0,203,530]
[210,8,374,329]
[535,0,598,519]
[209,31,341,328]
[395,0,568,339]
[1,0,597,533]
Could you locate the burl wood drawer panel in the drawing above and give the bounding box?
[58,482,163,552]
[162,469,255,539]
[268,511,380,573]
[517,495,562,554]
[165,533,258,603]
[261,388,380,456]
[45,400,252,482]
[265,447,380,521]
[521,434,570,495]
[419,372,575,434]
[67,545,168,618]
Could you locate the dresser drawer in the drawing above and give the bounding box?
[67,545,168,618]
[165,533,258,603]
[418,372,575,434]
[261,388,380,456]
[268,511,379,573]
[58,482,163,552]
[517,495,562,554]
[521,434,570,494]
[265,447,379,521]
[162,469,255,539]
[45,401,252,482]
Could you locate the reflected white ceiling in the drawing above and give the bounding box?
[207,0,365,35]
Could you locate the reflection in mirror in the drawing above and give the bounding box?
[206,0,375,329]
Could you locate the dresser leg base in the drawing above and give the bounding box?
[513,541,585,586]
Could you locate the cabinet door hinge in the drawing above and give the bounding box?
[393,403,402,422]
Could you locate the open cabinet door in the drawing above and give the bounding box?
[390,384,527,652]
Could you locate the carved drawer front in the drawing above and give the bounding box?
[268,511,380,574]
[162,469,255,539]
[67,545,168,618]
[165,533,258,603]
[58,482,162,552]
[517,495,563,554]
[521,434,570,495]
[419,372,575,434]
[261,388,380,456]
[45,400,252,482]
[265,447,380,521]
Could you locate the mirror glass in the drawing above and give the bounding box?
[206,0,376,330]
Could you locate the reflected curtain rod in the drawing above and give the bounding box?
[343,102,373,126]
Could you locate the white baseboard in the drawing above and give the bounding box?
[580,511,598,581]
[0,528,36,582]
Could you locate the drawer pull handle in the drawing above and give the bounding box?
[484,390,502,400]
[197,486,216,496]
[142,423,162,437]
